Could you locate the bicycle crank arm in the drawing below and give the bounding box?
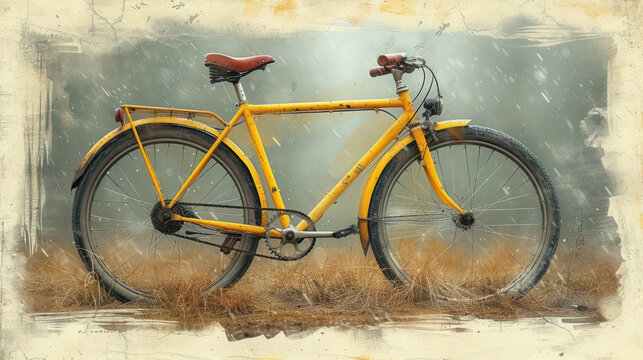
[277,225,333,239]
[296,230,335,238]
[278,224,359,239]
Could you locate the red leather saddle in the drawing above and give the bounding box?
[204,53,275,84]
[205,53,275,72]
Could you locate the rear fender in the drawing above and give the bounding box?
[357,119,471,254]
[71,117,269,225]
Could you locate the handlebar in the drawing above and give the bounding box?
[377,53,406,66]
[369,66,393,77]
[370,53,426,77]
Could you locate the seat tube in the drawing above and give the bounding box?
[234,82,289,227]
[242,107,291,228]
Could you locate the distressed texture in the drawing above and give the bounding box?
[0,0,641,359]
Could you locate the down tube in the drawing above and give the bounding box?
[300,111,413,230]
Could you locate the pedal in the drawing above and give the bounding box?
[220,234,241,254]
[332,224,359,238]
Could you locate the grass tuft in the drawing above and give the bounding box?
[23,245,620,338]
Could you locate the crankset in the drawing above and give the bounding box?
[265,212,316,261]
[171,202,321,262]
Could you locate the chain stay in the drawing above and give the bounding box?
[174,202,316,261]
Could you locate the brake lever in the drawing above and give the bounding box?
[401,56,426,73]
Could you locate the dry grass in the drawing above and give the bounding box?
[23,247,117,311]
[23,245,620,339]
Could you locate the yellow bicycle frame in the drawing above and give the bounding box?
[119,89,467,248]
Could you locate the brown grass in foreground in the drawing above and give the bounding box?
[23,245,620,339]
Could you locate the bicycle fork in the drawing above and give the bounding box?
[409,124,466,215]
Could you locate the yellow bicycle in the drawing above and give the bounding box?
[71,53,560,302]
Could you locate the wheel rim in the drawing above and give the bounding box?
[378,139,549,301]
[83,138,250,297]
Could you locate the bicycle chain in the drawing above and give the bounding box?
[172,202,316,261]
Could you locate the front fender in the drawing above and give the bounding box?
[357,119,471,254]
[71,117,269,225]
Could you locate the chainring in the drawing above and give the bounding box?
[265,213,316,261]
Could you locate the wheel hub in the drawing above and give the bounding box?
[453,211,475,230]
[150,201,195,234]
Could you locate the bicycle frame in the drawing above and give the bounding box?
[120,88,465,238]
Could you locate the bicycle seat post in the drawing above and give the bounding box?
[233,82,248,105]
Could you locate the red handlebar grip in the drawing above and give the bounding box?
[377,53,406,66]
[369,66,392,77]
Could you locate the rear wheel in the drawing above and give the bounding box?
[72,123,262,302]
[368,126,560,300]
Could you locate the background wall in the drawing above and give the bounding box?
[41,29,618,261]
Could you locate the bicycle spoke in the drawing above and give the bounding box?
[210,178,238,203]
[411,159,433,200]
[101,229,151,262]
[428,227,460,267]
[464,144,472,192]
[91,214,146,225]
[366,214,450,223]
[179,145,186,185]
[114,162,147,204]
[127,153,157,190]
[93,199,151,206]
[97,185,152,207]
[191,160,220,187]
[473,226,541,242]
[390,193,447,212]
[495,166,520,196]
[83,136,249,297]
[476,220,536,257]
[197,171,229,203]
[471,145,482,208]
[379,132,553,300]
[461,155,508,206]
[213,197,241,204]
[473,189,536,216]
[474,207,540,212]
[104,174,152,215]
[462,230,512,279]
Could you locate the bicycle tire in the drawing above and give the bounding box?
[72,123,262,302]
[367,125,560,300]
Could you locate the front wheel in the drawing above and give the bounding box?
[367,125,560,301]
